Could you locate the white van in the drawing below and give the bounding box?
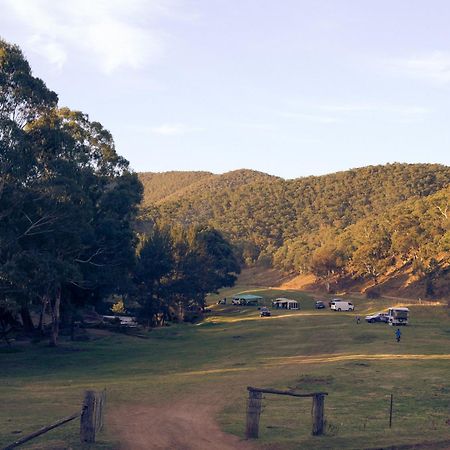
[330,300,354,311]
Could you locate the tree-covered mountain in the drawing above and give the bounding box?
[138,171,213,205]
[138,169,277,207]
[140,163,450,297]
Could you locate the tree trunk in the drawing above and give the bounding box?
[0,319,11,346]
[70,313,75,341]
[38,297,48,336]
[49,287,61,347]
[20,305,35,334]
[425,277,435,298]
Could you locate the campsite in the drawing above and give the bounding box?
[2,4,450,450]
[1,282,450,450]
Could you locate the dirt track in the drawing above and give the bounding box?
[109,400,256,450]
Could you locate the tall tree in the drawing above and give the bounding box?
[134,226,174,327]
[0,39,142,345]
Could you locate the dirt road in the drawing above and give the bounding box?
[109,400,256,450]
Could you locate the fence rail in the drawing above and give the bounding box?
[245,386,328,438]
[2,389,106,450]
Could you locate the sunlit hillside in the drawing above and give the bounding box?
[140,163,450,298]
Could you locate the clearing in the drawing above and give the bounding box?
[1,286,450,449]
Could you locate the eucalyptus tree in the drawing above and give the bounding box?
[0,39,142,345]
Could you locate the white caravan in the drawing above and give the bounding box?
[387,307,409,326]
[330,300,354,311]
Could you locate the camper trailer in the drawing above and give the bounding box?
[387,307,409,326]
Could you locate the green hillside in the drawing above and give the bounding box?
[138,169,277,208]
[138,171,213,205]
[140,163,450,296]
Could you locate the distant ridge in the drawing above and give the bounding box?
[139,169,277,206]
[138,171,213,205]
[138,163,450,298]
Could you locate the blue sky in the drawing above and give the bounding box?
[1,0,450,178]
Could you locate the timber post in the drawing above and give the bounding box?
[97,389,106,431]
[245,388,263,439]
[245,386,328,439]
[312,393,325,436]
[3,389,106,449]
[80,390,96,443]
[389,393,393,428]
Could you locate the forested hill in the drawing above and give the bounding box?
[138,171,212,205]
[139,163,450,297]
[138,169,277,206]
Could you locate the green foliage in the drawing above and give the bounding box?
[133,224,240,325]
[0,39,142,344]
[111,298,126,314]
[142,164,450,291]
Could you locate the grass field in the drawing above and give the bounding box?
[1,286,450,449]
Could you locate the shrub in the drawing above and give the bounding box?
[366,288,381,299]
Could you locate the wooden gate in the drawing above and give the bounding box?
[245,386,328,439]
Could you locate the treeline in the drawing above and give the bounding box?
[134,224,240,326]
[0,40,238,345]
[144,165,450,295]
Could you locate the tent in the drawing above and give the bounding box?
[272,298,299,310]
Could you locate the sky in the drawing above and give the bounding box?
[1,0,450,179]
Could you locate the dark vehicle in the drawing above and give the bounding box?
[365,312,389,323]
[315,301,326,309]
[260,307,271,317]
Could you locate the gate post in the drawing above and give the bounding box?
[312,394,325,435]
[80,390,96,443]
[246,388,263,438]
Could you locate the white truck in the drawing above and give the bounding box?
[387,307,409,326]
[330,300,354,311]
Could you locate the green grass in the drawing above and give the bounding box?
[1,288,450,449]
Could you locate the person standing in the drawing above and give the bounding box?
[395,328,402,343]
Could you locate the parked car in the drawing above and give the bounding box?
[365,312,389,323]
[315,301,326,309]
[260,307,271,317]
[102,315,138,327]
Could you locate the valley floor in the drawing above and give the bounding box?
[1,287,450,449]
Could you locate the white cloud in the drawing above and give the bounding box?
[150,123,204,135]
[238,123,278,131]
[386,51,450,85]
[1,0,186,73]
[320,103,431,117]
[278,111,340,124]
[29,35,67,69]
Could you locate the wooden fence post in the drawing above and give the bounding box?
[94,389,106,432]
[389,394,393,428]
[312,394,325,436]
[245,389,262,439]
[80,390,96,443]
